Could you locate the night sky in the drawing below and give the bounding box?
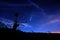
[0,0,60,33]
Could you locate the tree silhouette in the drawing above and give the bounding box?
[0,21,7,29]
[15,12,19,17]
[13,12,19,31]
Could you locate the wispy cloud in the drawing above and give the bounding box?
[37,14,60,29]
[21,23,32,28]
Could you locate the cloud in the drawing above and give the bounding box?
[21,23,32,28]
[37,14,60,29]
[42,19,60,26]
[0,17,14,28]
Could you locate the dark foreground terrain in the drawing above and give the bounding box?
[0,28,60,39]
[0,21,59,39]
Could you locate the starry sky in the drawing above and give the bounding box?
[0,0,60,33]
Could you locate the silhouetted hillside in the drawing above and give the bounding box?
[0,21,60,39]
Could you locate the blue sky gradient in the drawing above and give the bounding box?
[0,0,60,33]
